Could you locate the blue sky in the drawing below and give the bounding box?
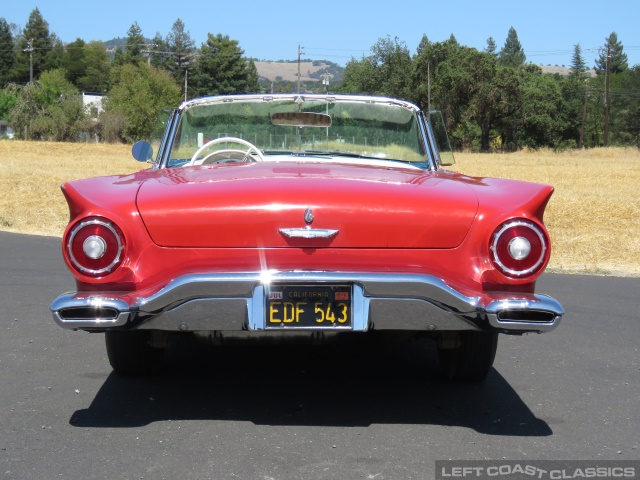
[5,0,640,69]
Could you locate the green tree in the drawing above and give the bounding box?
[7,69,87,140]
[416,34,429,56]
[35,68,77,105]
[413,36,530,151]
[33,69,87,140]
[104,63,181,142]
[485,37,497,54]
[473,65,525,151]
[440,48,523,151]
[340,56,378,94]
[584,74,606,147]
[114,22,146,66]
[340,36,413,100]
[189,34,254,97]
[595,32,628,75]
[62,38,86,87]
[371,36,413,99]
[163,19,196,85]
[5,83,39,138]
[13,8,54,83]
[570,43,587,77]
[245,58,260,93]
[517,72,569,148]
[79,41,111,92]
[46,34,65,71]
[607,66,640,145]
[499,27,526,67]
[0,87,18,120]
[0,18,16,87]
[560,74,588,147]
[111,44,123,66]
[412,34,462,107]
[412,32,638,150]
[149,32,169,70]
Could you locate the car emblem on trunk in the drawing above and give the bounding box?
[279,207,338,239]
[304,208,314,225]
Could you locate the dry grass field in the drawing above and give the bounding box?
[0,142,136,236]
[453,148,640,276]
[1,141,638,276]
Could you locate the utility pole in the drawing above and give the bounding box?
[321,73,330,93]
[24,39,34,82]
[604,44,611,146]
[297,43,304,93]
[579,84,589,149]
[184,69,188,102]
[143,43,156,66]
[427,62,431,113]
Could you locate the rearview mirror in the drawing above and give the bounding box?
[271,112,332,127]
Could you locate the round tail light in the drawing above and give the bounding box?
[67,218,125,277]
[490,219,548,277]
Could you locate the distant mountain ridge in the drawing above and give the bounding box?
[103,37,150,51]
[539,65,596,77]
[100,38,344,83]
[253,60,343,83]
[100,39,583,81]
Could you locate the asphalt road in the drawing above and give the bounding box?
[1,232,638,479]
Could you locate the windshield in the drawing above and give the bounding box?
[165,96,428,168]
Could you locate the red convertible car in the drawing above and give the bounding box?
[50,94,563,381]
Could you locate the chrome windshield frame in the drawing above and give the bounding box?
[157,94,438,171]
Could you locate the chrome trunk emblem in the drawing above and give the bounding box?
[304,208,314,225]
[279,207,339,239]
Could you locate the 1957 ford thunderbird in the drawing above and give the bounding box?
[50,94,563,381]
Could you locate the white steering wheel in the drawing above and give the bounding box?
[186,137,265,166]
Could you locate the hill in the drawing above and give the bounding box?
[100,37,344,86]
[254,60,343,84]
[539,65,596,77]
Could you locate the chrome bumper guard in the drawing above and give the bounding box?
[50,272,563,334]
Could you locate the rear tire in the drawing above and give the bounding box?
[105,330,165,376]
[437,331,498,382]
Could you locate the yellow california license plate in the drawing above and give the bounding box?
[265,285,352,329]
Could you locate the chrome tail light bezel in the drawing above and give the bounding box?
[67,218,125,277]
[490,219,548,278]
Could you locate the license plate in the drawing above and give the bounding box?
[265,285,352,329]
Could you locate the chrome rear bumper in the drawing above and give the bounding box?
[50,272,563,334]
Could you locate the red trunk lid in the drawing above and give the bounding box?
[136,162,478,248]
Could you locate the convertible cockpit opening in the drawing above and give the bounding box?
[163,95,428,168]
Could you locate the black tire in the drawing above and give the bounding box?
[105,330,165,376]
[437,331,498,382]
